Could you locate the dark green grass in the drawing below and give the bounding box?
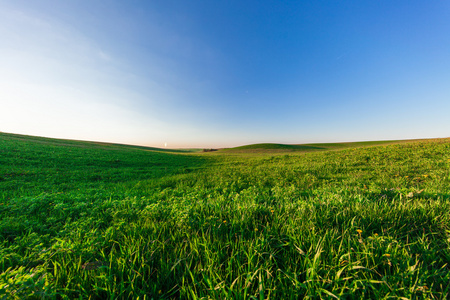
[1,133,450,299]
[0,132,195,153]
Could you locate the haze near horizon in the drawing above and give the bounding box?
[1,1,449,148]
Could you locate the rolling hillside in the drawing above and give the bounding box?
[219,139,425,153]
[1,132,449,299]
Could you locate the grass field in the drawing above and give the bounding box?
[219,140,407,154]
[1,132,450,299]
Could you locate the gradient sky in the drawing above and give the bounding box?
[1,1,449,148]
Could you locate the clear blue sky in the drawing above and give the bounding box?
[1,0,449,148]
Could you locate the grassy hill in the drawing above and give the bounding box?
[0,132,197,153]
[220,139,422,154]
[220,143,324,152]
[1,132,450,299]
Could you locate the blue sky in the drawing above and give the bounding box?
[1,1,449,148]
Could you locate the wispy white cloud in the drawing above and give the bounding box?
[98,50,112,62]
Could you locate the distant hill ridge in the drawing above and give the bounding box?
[0,131,444,154]
[219,139,436,153]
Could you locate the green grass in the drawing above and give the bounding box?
[220,143,324,152]
[220,139,412,154]
[1,132,450,299]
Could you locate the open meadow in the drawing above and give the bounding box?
[1,132,449,299]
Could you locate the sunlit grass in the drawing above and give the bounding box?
[1,133,449,299]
